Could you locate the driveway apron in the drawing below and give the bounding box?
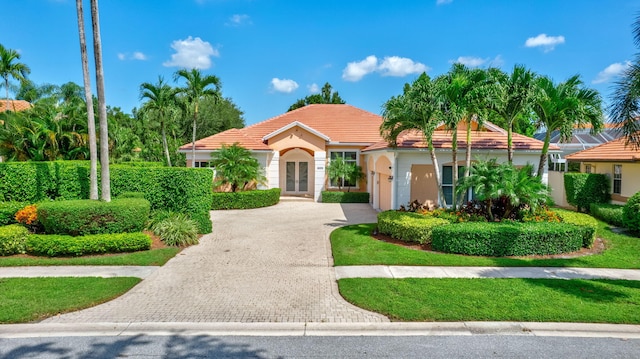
[44,201,388,323]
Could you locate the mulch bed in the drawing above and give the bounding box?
[370,230,607,259]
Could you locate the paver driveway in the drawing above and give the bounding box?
[44,201,388,323]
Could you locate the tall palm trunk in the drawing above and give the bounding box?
[191,102,198,167]
[536,130,552,178]
[90,0,110,201]
[507,119,514,164]
[75,0,98,200]
[161,119,171,166]
[451,130,458,210]
[429,141,447,208]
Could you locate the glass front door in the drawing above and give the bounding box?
[285,161,309,193]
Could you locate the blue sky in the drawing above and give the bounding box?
[2,0,640,125]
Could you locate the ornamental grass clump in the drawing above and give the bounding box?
[151,213,199,247]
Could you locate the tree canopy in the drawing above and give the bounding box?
[288,82,345,111]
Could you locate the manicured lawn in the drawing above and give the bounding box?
[339,278,640,323]
[331,222,640,269]
[0,248,181,267]
[0,277,140,323]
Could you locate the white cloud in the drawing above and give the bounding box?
[342,55,379,81]
[378,56,428,77]
[271,78,299,93]
[226,14,251,26]
[593,61,631,84]
[163,36,218,69]
[342,55,428,81]
[117,53,126,60]
[308,83,320,94]
[436,0,453,4]
[451,55,504,68]
[132,51,147,60]
[525,33,565,52]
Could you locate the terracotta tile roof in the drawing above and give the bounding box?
[181,104,384,151]
[364,124,558,152]
[565,136,640,162]
[0,99,32,112]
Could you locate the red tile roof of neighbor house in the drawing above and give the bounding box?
[180,104,384,151]
[364,124,558,152]
[565,135,640,162]
[0,99,32,112]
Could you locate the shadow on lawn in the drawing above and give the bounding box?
[519,278,639,303]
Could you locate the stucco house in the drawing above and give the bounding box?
[565,136,640,204]
[180,104,556,210]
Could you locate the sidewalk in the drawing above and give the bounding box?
[335,266,640,281]
[0,266,158,279]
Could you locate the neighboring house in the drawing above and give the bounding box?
[0,99,32,113]
[565,137,640,204]
[180,104,556,210]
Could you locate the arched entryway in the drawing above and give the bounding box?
[280,148,314,196]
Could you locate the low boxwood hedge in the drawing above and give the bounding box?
[432,222,586,256]
[26,232,151,257]
[37,198,151,236]
[211,188,281,210]
[553,208,599,248]
[0,202,28,226]
[321,191,369,203]
[377,211,450,245]
[590,203,624,227]
[623,191,640,235]
[0,224,29,256]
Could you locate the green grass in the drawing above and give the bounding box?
[0,247,180,267]
[339,278,640,323]
[331,222,640,268]
[0,277,140,323]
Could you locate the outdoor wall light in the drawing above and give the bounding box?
[388,175,394,182]
[370,171,375,175]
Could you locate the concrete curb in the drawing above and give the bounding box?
[1,322,639,339]
[0,266,159,279]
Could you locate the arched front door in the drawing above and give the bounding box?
[280,149,314,196]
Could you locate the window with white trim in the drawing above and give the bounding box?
[613,164,622,194]
[194,161,211,168]
[443,165,474,205]
[329,151,358,188]
[584,164,592,173]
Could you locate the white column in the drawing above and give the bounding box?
[314,151,326,202]
[267,151,279,189]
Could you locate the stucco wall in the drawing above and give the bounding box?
[268,127,326,152]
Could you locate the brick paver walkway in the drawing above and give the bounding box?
[44,201,388,323]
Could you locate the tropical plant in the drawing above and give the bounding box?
[486,65,537,164]
[609,14,640,149]
[151,213,199,246]
[140,76,178,166]
[381,73,447,207]
[210,143,265,192]
[174,68,221,167]
[532,75,603,176]
[0,43,31,111]
[288,82,346,111]
[327,156,364,192]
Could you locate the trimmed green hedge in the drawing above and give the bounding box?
[26,232,151,257]
[37,198,150,236]
[0,202,28,226]
[0,224,29,256]
[0,162,213,234]
[553,208,599,248]
[590,203,624,227]
[377,211,450,245]
[321,191,370,203]
[211,188,281,210]
[432,222,586,256]
[564,173,610,212]
[623,191,640,235]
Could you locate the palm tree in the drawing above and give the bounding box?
[487,65,537,164]
[532,75,604,176]
[0,43,31,112]
[381,73,447,207]
[609,14,640,148]
[210,143,265,192]
[174,68,221,167]
[140,77,178,167]
[90,0,110,201]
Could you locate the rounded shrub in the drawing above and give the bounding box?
[377,211,450,245]
[37,198,151,236]
[26,232,151,257]
[553,208,599,248]
[0,202,29,226]
[211,188,281,210]
[152,213,199,247]
[432,222,586,256]
[0,224,29,256]
[623,191,640,235]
